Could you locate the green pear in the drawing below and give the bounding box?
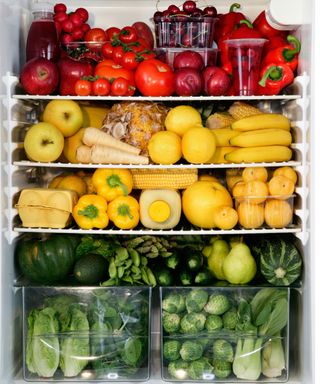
[207,239,230,280]
[222,243,257,284]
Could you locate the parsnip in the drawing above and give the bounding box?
[76,145,92,163]
[91,145,149,165]
[83,127,141,155]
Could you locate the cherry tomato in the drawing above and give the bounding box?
[121,51,139,71]
[139,51,156,61]
[54,3,67,13]
[75,7,89,22]
[106,27,121,41]
[112,45,126,65]
[94,61,135,84]
[126,84,136,96]
[119,26,138,44]
[101,41,114,59]
[134,59,174,96]
[92,78,111,96]
[75,79,92,96]
[85,28,107,51]
[129,37,150,53]
[111,77,130,96]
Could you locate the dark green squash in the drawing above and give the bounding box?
[252,237,302,286]
[16,234,79,283]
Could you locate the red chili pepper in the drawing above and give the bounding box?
[218,20,264,74]
[253,10,288,39]
[214,3,246,41]
[263,34,288,55]
[261,35,301,71]
[258,64,294,95]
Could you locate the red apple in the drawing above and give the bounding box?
[173,50,204,71]
[20,58,59,95]
[174,68,203,96]
[132,21,155,48]
[57,57,93,95]
[202,66,231,96]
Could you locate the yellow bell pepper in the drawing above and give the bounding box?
[73,194,109,229]
[92,169,133,202]
[107,196,139,229]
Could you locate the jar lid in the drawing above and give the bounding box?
[31,1,54,13]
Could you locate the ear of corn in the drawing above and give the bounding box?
[131,169,198,189]
[206,112,235,129]
[228,102,262,120]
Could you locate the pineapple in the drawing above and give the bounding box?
[101,102,168,155]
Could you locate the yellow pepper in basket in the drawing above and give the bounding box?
[107,196,139,229]
[92,169,133,202]
[73,194,109,229]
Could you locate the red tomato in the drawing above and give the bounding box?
[92,78,111,96]
[129,38,149,53]
[94,61,135,84]
[119,26,138,44]
[111,77,130,96]
[75,79,92,96]
[85,28,107,45]
[134,59,174,96]
[112,45,126,65]
[126,84,136,96]
[121,51,139,71]
[106,27,121,41]
[101,41,114,59]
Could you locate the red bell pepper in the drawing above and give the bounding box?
[263,34,288,55]
[258,64,294,95]
[253,10,288,39]
[214,3,246,41]
[218,20,264,74]
[261,35,301,71]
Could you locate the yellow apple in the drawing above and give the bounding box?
[182,181,233,228]
[63,128,85,163]
[43,99,83,137]
[24,122,64,162]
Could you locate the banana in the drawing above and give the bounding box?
[211,128,240,146]
[81,105,109,128]
[208,146,238,164]
[225,146,292,163]
[230,129,292,147]
[231,114,291,132]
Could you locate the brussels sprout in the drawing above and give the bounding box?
[205,314,223,332]
[163,313,181,334]
[212,339,234,362]
[213,359,232,379]
[187,357,213,380]
[186,289,208,313]
[180,341,203,362]
[162,293,186,314]
[180,313,206,334]
[168,359,189,380]
[163,340,181,362]
[204,294,230,315]
[222,307,238,330]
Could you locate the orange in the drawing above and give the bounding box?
[268,175,295,198]
[237,202,265,229]
[213,206,238,230]
[226,169,243,191]
[242,167,268,182]
[264,199,293,228]
[243,180,269,204]
[232,181,247,203]
[57,174,87,197]
[273,166,298,185]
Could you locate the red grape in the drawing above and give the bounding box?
[54,3,67,13]
[72,27,84,40]
[54,11,68,24]
[75,7,89,22]
[69,13,83,28]
[62,19,74,33]
[82,23,91,33]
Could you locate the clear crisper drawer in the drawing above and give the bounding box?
[22,286,151,382]
[160,287,289,382]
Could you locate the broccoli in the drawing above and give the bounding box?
[212,339,234,362]
[187,357,213,380]
[180,313,206,334]
[186,289,208,313]
[204,294,230,315]
[180,341,203,362]
[213,359,232,379]
[168,359,189,380]
[163,313,181,334]
[223,307,238,330]
[205,314,223,332]
[163,340,181,362]
[162,293,186,314]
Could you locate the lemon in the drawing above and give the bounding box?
[165,105,202,137]
[148,131,182,164]
[182,127,216,164]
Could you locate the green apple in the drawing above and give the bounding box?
[24,122,64,162]
[42,99,83,137]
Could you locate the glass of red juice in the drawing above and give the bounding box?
[225,38,267,96]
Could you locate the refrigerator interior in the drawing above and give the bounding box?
[0,0,317,383]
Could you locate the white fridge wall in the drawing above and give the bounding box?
[0,0,316,383]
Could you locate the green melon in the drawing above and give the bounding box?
[252,237,302,286]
